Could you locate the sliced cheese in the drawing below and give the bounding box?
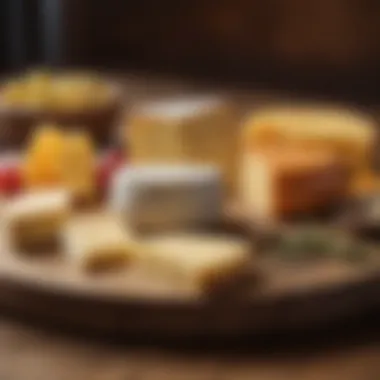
[127,97,240,195]
[3,189,70,250]
[239,146,351,221]
[137,233,251,294]
[65,213,134,271]
[110,165,223,232]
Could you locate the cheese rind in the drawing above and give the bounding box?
[137,234,251,294]
[127,97,240,195]
[110,165,223,232]
[239,147,351,221]
[64,213,134,271]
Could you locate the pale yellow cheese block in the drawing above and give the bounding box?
[64,213,135,271]
[136,233,251,294]
[126,97,240,196]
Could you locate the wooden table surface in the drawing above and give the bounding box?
[1,73,380,379]
[0,312,379,380]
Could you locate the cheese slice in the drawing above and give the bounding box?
[136,233,251,294]
[242,106,376,180]
[110,165,223,232]
[127,97,240,195]
[239,146,351,221]
[3,189,70,250]
[64,213,134,271]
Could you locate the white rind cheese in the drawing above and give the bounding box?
[110,165,223,232]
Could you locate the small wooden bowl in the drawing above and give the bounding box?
[0,84,124,149]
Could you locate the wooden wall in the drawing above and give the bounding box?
[34,0,380,98]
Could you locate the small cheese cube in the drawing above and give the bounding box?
[137,234,251,294]
[3,190,70,250]
[109,165,223,232]
[239,146,351,221]
[65,213,134,271]
[127,97,240,195]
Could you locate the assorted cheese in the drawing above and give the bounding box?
[239,146,351,220]
[1,83,379,296]
[127,97,240,195]
[136,234,251,293]
[3,189,70,250]
[64,213,135,271]
[110,165,223,231]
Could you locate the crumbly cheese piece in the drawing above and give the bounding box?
[239,146,351,221]
[136,234,251,294]
[242,106,376,181]
[127,97,240,195]
[3,190,70,249]
[64,213,134,271]
[110,165,223,232]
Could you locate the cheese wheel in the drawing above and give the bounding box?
[239,146,352,221]
[126,97,240,195]
[242,106,376,176]
[3,189,70,250]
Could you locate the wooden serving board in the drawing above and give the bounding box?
[0,222,379,338]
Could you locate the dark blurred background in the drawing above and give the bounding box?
[2,0,380,100]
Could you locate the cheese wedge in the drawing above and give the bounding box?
[242,106,376,183]
[136,234,251,294]
[110,165,223,232]
[127,97,240,196]
[3,190,70,250]
[65,213,134,271]
[239,146,351,221]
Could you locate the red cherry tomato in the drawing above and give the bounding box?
[0,158,23,196]
[97,150,126,197]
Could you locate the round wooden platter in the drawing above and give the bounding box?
[0,220,380,339]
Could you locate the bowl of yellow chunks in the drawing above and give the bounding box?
[0,70,123,148]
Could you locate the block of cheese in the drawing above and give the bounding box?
[3,189,70,250]
[136,234,251,294]
[239,146,351,221]
[242,106,376,181]
[127,97,240,195]
[64,213,134,271]
[110,165,223,232]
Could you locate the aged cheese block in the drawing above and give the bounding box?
[136,233,251,294]
[3,189,70,250]
[239,146,352,221]
[242,106,377,181]
[110,165,223,232]
[127,97,240,195]
[64,213,134,271]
